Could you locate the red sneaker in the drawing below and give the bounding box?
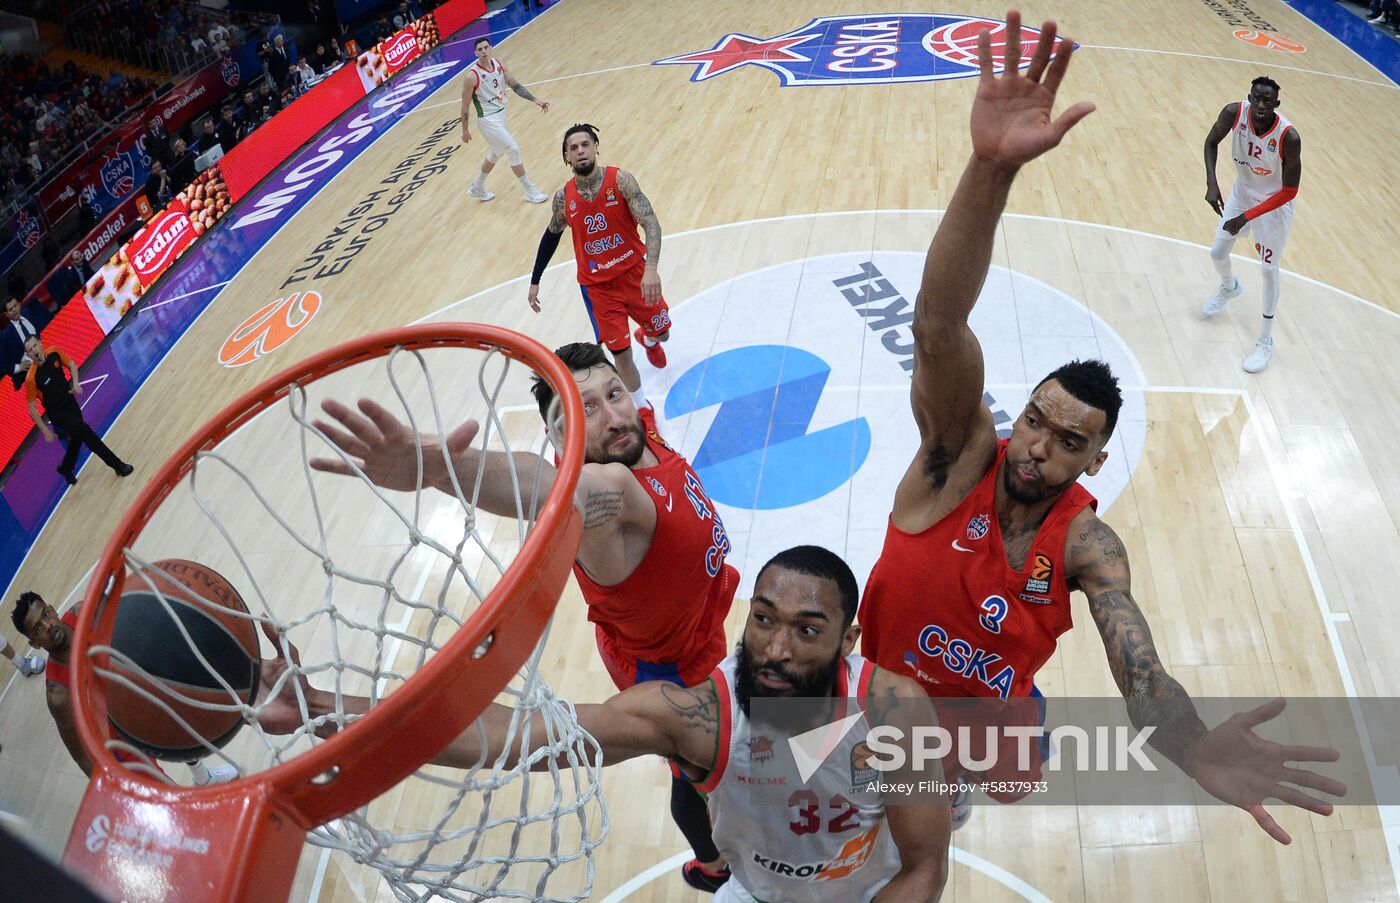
[634,327,667,368]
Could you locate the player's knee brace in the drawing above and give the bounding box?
[485,150,500,164]
[506,143,523,166]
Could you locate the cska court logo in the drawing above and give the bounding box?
[654,15,1061,86]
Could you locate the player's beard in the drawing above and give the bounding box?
[1000,457,1076,505]
[589,418,646,467]
[733,639,844,720]
[571,159,597,178]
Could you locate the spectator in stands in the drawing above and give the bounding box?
[144,159,173,209]
[169,137,195,190]
[45,250,92,309]
[268,33,292,90]
[372,15,393,43]
[238,88,259,129]
[216,106,241,151]
[208,21,231,52]
[193,117,220,156]
[145,118,173,168]
[291,59,317,97]
[257,79,283,118]
[391,1,421,29]
[310,42,332,75]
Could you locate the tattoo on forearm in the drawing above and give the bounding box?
[581,488,624,529]
[1090,588,1207,768]
[1076,520,1125,569]
[620,175,662,266]
[511,83,537,102]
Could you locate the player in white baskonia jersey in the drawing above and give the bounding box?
[461,37,550,204]
[1201,76,1302,373]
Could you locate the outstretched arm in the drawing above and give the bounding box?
[309,397,649,535]
[616,169,662,303]
[47,682,93,776]
[1202,103,1237,215]
[1070,510,1345,844]
[502,62,548,110]
[909,14,1094,477]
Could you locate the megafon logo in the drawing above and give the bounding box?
[219,291,322,367]
[654,15,1059,86]
[85,815,110,853]
[382,31,419,67]
[132,210,192,273]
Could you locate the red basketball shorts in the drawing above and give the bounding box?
[579,264,672,353]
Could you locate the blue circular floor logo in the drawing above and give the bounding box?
[665,345,871,509]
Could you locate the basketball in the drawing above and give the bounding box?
[102,559,261,762]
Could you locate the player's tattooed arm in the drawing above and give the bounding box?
[505,74,539,103]
[580,488,625,530]
[617,169,661,267]
[1071,513,1209,770]
[547,188,568,234]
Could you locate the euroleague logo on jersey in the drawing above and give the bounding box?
[654,15,1065,86]
[219,291,322,367]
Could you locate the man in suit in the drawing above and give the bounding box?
[45,249,92,309]
[2,295,49,390]
[268,34,292,90]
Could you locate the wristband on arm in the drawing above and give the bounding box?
[531,228,563,285]
[1244,185,1297,221]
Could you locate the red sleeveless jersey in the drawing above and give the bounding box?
[859,440,1096,699]
[563,166,647,285]
[573,407,737,672]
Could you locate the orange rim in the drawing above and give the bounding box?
[70,323,585,827]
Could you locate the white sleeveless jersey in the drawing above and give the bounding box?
[1229,100,1295,201]
[695,653,902,903]
[467,58,507,117]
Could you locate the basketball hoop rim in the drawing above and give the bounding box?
[70,323,586,826]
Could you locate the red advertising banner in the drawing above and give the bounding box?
[0,295,106,466]
[77,192,144,267]
[435,0,485,36]
[128,198,195,287]
[221,64,363,201]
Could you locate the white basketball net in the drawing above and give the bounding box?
[87,340,609,902]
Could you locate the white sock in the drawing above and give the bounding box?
[472,171,487,190]
[8,650,23,669]
[630,387,649,411]
[188,760,210,782]
[1260,268,1280,338]
[1210,236,1235,285]
[518,174,537,191]
[639,332,657,347]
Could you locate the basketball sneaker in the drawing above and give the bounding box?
[467,184,495,202]
[18,655,44,676]
[1202,277,1242,318]
[191,761,239,785]
[950,785,971,831]
[634,328,666,368]
[1243,336,1274,373]
[524,189,549,204]
[681,859,730,893]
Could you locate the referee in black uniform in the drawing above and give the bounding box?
[23,334,133,484]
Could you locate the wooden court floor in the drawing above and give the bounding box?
[2,1,1399,901]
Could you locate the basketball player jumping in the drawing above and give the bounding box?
[260,546,953,903]
[311,342,735,892]
[11,592,237,785]
[1201,76,1301,373]
[461,37,551,204]
[528,124,670,411]
[857,15,1341,843]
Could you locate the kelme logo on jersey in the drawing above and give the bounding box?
[654,15,1061,86]
[966,513,990,542]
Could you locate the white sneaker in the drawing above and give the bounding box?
[1243,336,1274,373]
[1368,14,1386,23]
[467,184,495,202]
[523,188,549,204]
[192,762,239,785]
[1202,277,1243,317]
[18,655,44,676]
[950,786,971,832]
